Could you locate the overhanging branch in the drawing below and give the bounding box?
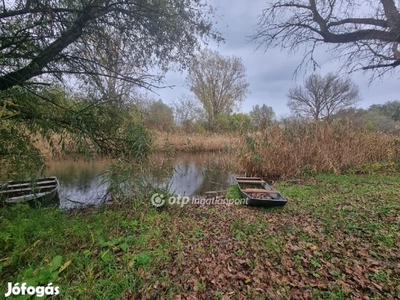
[0,4,107,91]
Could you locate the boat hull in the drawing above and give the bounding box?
[0,177,60,207]
[236,177,287,207]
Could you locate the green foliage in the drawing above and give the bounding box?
[0,195,182,298]
[0,0,221,91]
[1,173,400,298]
[225,185,241,200]
[0,85,152,179]
[145,100,174,132]
[214,113,251,133]
[187,49,249,131]
[334,103,400,134]
[0,121,45,180]
[0,204,66,267]
[132,252,152,268]
[245,136,257,152]
[249,104,275,129]
[229,113,252,133]
[17,255,66,286]
[370,101,400,122]
[0,0,222,179]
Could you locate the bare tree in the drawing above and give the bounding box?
[287,73,360,121]
[252,0,400,77]
[186,49,249,130]
[171,94,205,125]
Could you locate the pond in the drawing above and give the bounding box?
[45,152,238,209]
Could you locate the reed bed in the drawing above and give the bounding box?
[153,131,241,152]
[240,120,400,178]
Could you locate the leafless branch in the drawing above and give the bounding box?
[252,0,400,77]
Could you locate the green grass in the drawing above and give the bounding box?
[0,202,184,299]
[1,172,399,299]
[225,184,241,200]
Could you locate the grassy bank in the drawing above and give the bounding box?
[1,172,399,299]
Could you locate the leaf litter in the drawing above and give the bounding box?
[132,175,400,299]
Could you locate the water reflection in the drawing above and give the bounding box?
[45,159,110,209]
[166,152,235,196]
[46,152,237,209]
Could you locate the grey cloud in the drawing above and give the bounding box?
[156,0,399,117]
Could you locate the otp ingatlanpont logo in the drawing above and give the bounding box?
[150,193,166,207]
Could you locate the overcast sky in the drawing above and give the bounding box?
[156,0,399,118]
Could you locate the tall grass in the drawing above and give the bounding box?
[240,120,400,178]
[153,131,241,152]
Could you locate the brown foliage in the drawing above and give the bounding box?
[240,120,400,178]
[153,131,241,152]
[133,200,400,299]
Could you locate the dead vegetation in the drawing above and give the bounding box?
[240,120,400,178]
[153,131,241,152]
[134,172,400,299]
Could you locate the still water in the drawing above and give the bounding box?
[46,152,237,209]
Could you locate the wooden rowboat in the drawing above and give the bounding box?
[236,177,287,207]
[0,177,60,207]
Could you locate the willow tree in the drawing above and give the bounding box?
[0,0,221,177]
[252,0,400,77]
[0,85,154,179]
[0,0,221,90]
[186,49,249,130]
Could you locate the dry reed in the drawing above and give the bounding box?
[152,131,241,152]
[240,120,400,178]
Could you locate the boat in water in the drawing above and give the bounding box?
[0,176,60,207]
